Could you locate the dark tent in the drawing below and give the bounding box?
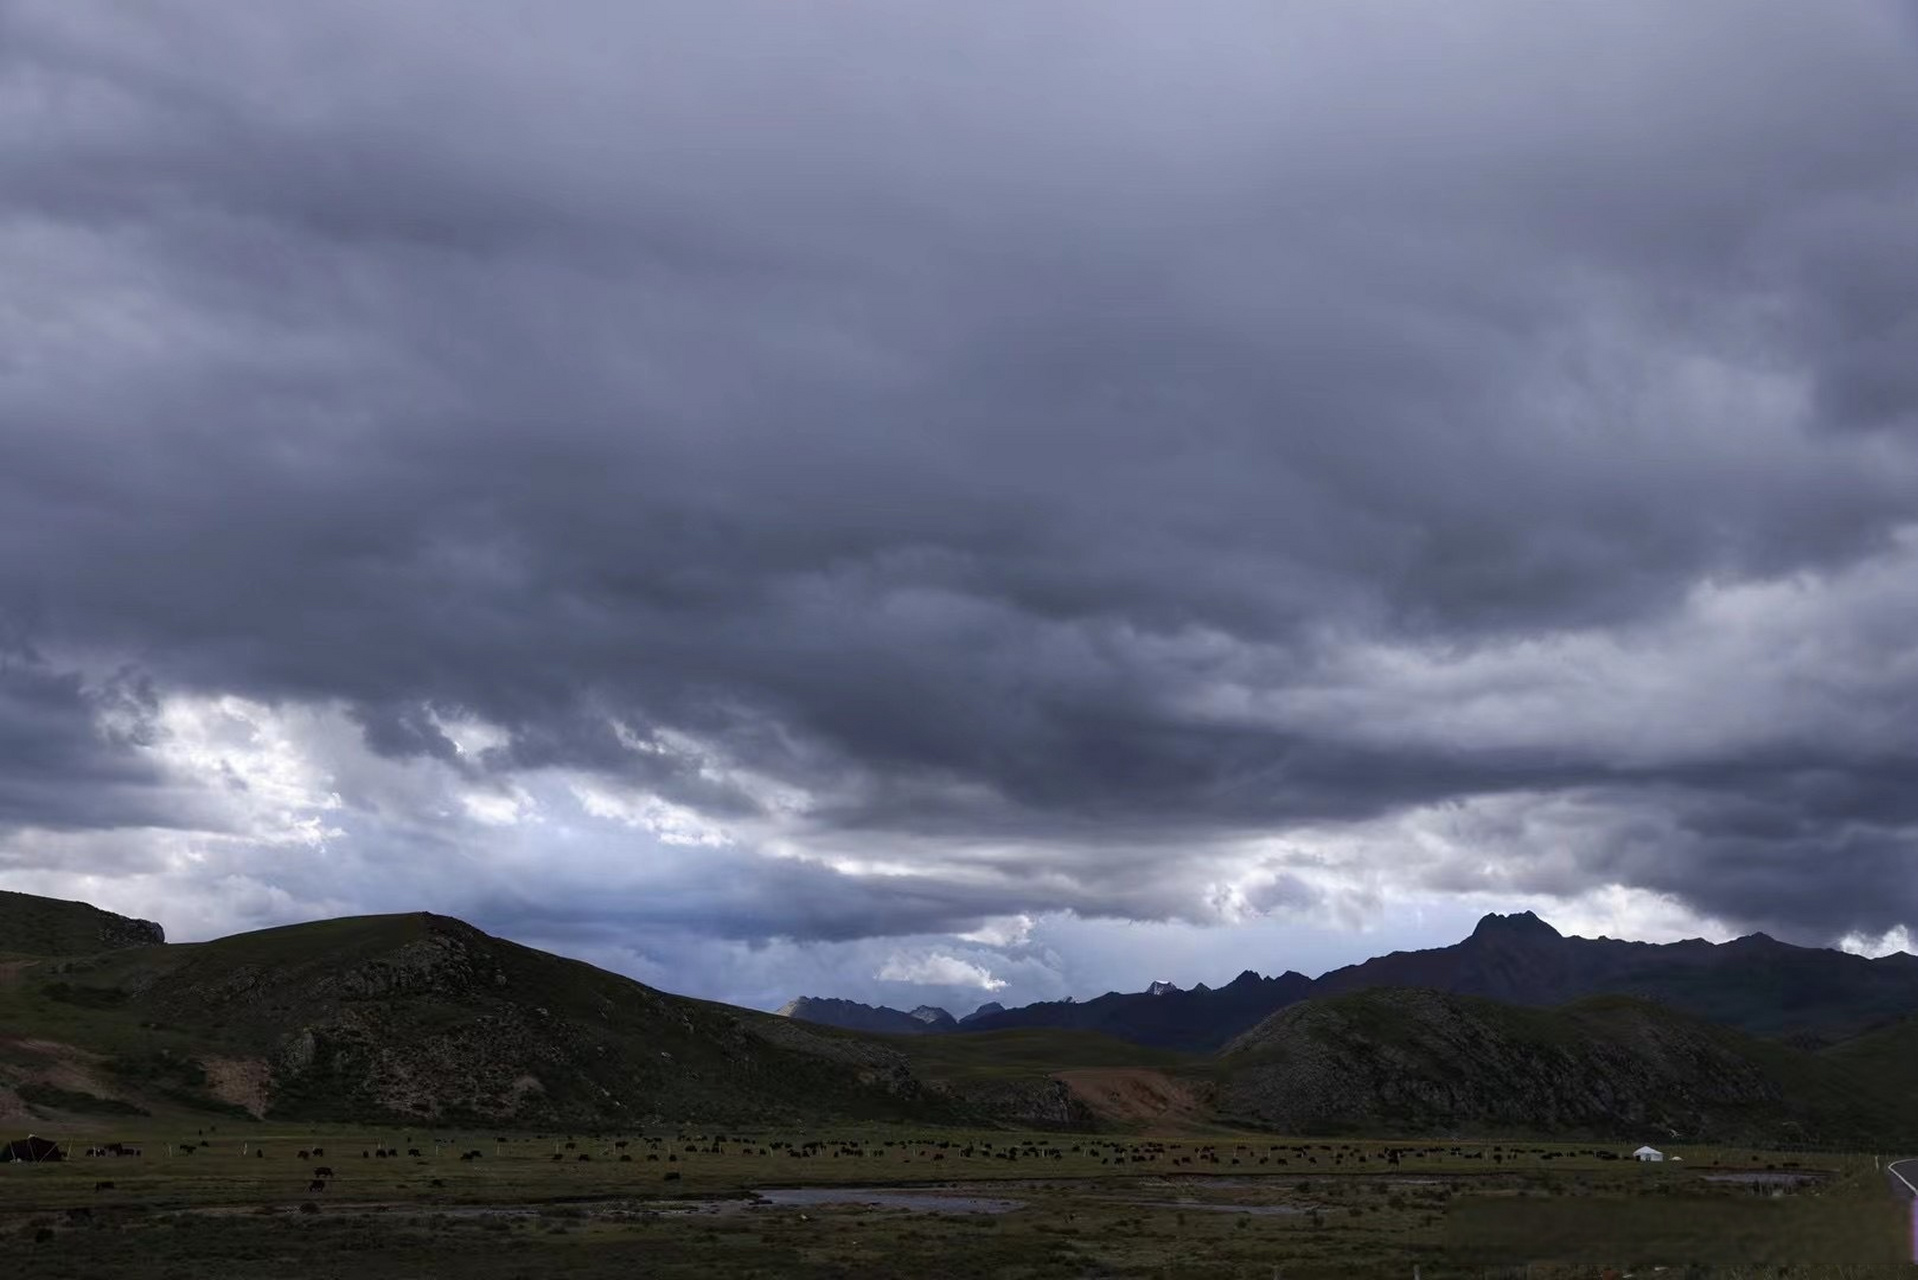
[1,1135,63,1163]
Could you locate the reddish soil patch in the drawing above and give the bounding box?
[1055,1068,1207,1128]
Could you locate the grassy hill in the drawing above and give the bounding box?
[0,908,959,1129]
[1822,1012,1918,1077]
[1209,987,1918,1145]
[0,888,164,959]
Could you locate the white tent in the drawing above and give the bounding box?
[1633,1145,1664,1162]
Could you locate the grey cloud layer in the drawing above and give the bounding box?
[3,1,1918,949]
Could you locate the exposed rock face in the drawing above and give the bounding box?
[909,1005,958,1031]
[98,914,165,950]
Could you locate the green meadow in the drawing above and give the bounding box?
[3,1122,1910,1278]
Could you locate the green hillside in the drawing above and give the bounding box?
[1822,1013,1918,1077]
[0,888,164,958]
[0,909,956,1129]
[1211,987,1918,1146]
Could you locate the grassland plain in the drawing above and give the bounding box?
[2,1122,1912,1277]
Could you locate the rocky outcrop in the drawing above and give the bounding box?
[97,914,165,950]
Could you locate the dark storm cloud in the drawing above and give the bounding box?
[3,1,1918,946]
[0,650,168,833]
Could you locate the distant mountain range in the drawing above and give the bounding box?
[778,910,1918,1050]
[774,996,996,1035]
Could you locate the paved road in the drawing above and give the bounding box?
[1889,1158,1918,1200]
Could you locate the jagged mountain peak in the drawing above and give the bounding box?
[1469,910,1564,943]
[1147,980,1180,996]
[909,1004,957,1028]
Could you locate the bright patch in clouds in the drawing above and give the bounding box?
[1841,925,1915,959]
[957,915,1034,947]
[878,951,1008,991]
[153,696,345,848]
[460,786,534,827]
[569,779,732,847]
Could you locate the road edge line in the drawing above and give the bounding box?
[1889,1158,1918,1198]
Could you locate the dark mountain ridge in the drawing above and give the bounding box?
[775,996,945,1036]
[1312,911,1918,1043]
[773,997,992,1035]
[955,968,1317,1053]
[783,911,1918,1050]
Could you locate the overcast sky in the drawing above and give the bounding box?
[3,1,1917,1013]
